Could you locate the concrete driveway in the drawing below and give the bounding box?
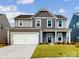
[0,44,37,59]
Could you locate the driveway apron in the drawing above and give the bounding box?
[0,44,36,59]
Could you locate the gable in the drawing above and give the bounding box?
[34,11,53,17]
[69,13,79,28]
[34,7,54,17]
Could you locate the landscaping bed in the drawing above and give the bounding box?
[32,44,79,58]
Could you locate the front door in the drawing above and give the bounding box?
[47,33,53,43]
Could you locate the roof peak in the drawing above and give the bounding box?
[40,6,48,11]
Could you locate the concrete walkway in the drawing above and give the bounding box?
[0,44,37,59]
[32,57,79,59]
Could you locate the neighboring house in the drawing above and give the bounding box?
[0,14,10,44]
[8,7,71,44]
[69,13,79,42]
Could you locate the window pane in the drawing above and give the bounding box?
[19,20,23,26]
[76,22,79,28]
[37,23,40,26]
[59,21,62,27]
[58,37,61,41]
[48,20,51,24]
[36,19,40,27]
[1,24,3,30]
[20,22,22,25]
[48,20,52,27]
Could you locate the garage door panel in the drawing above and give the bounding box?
[12,32,39,44]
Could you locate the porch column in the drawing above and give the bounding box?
[7,29,9,45]
[55,31,57,43]
[40,30,43,43]
[69,31,71,43]
[66,32,68,44]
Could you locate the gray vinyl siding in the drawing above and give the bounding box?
[64,20,66,28]
[69,14,79,42]
[33,18,55,28]
[43,33,47,43]
[0,14,10,44]
[62,33,66,42]
[15,20,19,27]
[32,19,35,28]
[15,20,32,27]
[23,20,32,27]
[56,19,66,28]
[34,11,53,17]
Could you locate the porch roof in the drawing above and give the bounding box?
[43,28,71,32]
[9,27,40,32]
[9,27,71,32]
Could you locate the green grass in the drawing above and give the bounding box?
[32,44,79,58]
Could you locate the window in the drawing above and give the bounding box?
[73,24,75,28]
[59,20,62,27]
[57,33,62,42]
[1,24,3,30]
[47,19,52,28]
[77,36,79,40]
[58,37,61,41]
[19,20,23,27]
[76,22,79,28]
[35,19,41,27]
[20,22,22,26]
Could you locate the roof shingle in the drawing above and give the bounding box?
[55,15,66,18]
[15,15,33,19]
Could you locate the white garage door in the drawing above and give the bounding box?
[12,32,39,44]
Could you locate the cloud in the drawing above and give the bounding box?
[0,5,26,27]
[6,12,26,27]
[74,6,79,12]
[58,8,67,14]
[17,0,34,4]
[0,5,17,12]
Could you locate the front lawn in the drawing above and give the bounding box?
[32,44,79,58]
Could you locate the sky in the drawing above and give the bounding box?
[0,0,79,27]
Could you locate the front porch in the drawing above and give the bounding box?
[39,29,71,44]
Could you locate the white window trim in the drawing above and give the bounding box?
[57,33,63,42]
[19,20,23,27]
[58,20,63,28]
[35,19,41,28]
[47,19,52,28]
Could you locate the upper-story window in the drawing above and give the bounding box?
[76,22,79,28]
[1,24,3,30]
[58,20,63,27]
[47,19,52,28]
[73,24,75,28]
[35,19,41,27]
[19,20,23,27]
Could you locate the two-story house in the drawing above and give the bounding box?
[69,13,79,42]
[0,14,10,44]
[8,7,71,44]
